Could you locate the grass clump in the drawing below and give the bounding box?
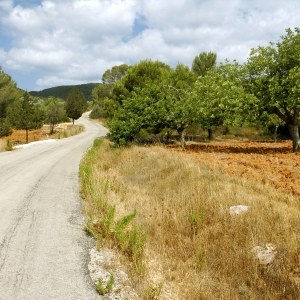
[54,124,84,139]
[80,138,300,299]
[5,138,13,151]
[96,273,115,295]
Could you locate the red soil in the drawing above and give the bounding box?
[4,128,50,144]
[169,140,300,198]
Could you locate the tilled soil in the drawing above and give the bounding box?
[4,128,50,144]
[169,140,300,198]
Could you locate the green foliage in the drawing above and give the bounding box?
[65,87,87,124]
[107,62,197,147]
[5,138,13,151]
[195,247,206,270]
[29,83,99,101]
[245,27,300,150]
[90,83,114,118]
[96,273,115,295]
[192,51,217,76]
[45,102,66,134]
[0,67,20,137]
[128,224,147,273]
[122,60,171,93]
[8,92,44,143]
[114,209,137,248]
[192,61,258,137]
[0,118,12,137]
[106,117,141,147]
[188,207,206,234]
[102,64,129,85]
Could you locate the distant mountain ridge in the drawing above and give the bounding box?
[29,83,100,101]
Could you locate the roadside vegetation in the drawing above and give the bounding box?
[89,28,300,152]
[80,137,300,299]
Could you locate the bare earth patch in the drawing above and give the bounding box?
[169,140,300,197]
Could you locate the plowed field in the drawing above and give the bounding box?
[169,140,300,198]
[5,128,49,144]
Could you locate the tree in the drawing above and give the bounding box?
[8,92,44,143]
[192,62,258,139]
[102,64,130,85]
[107,63,197,148]
[245,28,300,152]
[65,87,87,124]
[90,84,113,119]
[192,51,217,76]
[45,103,65,134]
[0,67,20,137]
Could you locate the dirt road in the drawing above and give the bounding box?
[0,113,107,300]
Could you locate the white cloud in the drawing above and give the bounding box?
[1,0,300,90]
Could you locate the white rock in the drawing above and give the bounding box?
[251,244,277,265]
[257,250,277,265]
[230,205,250,215]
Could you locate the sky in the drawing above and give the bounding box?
[0,0,300,91]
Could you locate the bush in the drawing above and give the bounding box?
[0,118,12,137]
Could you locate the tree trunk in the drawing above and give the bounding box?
[50,124,54,134]
[177,128,186,148]
[208,128,213,140]
[274,125,278,143]
[26,129,28,144]
[72,118,75,125]
[288,124,300,152]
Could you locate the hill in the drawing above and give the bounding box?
[29,83,100,101]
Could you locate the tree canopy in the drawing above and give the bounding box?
[192,51,217,76]
[65,87,87,124]
[8,92,44,143]
[245,27,300,151]
[102,64,130,85]
[0,67,21,137]
[107,61,197,147]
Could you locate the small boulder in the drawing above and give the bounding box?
[251,244,277,265]
[230,205,250,215]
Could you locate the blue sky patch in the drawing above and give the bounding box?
[123,13,148,43]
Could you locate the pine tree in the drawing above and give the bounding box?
[65,87,87,124]
[8,92,44,143]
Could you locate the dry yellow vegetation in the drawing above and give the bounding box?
[80,138,300,299]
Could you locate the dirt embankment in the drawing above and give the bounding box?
[170,140,300,197]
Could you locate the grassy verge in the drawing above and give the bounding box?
[80,138,300,299]
[54,124,84,139]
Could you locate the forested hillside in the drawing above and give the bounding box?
[29,83,100,101]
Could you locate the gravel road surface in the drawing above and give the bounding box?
[0,113,107,300]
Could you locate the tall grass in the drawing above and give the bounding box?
[0,139,5,152]
[54,124,84,139]
[80,138,300,299]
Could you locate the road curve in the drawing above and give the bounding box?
[0,113,107,300]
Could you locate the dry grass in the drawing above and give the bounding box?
[0,139,5,152]
[80,138,300,299]
[54,124,84,139]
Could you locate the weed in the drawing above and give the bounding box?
[188,207,206,234]
[128,224,147,274]
[96,273,115,295]
[5,138,13,151]
[106,273,115,292]
[144,283,163,300]
[195,247,206,270]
